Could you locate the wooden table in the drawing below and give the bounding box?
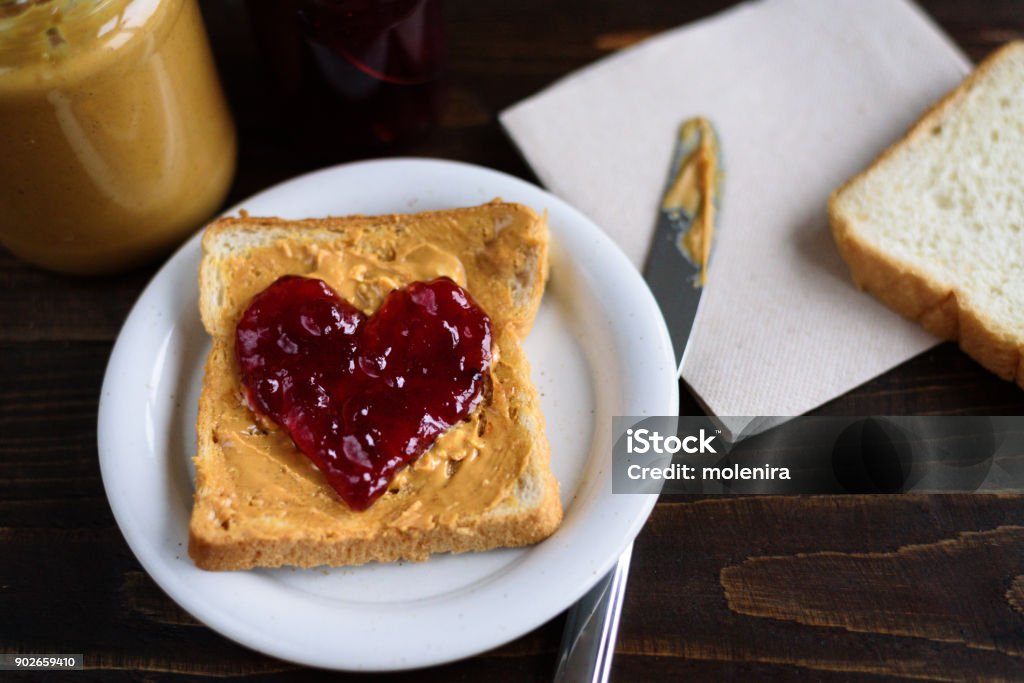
[3,1,1023,679]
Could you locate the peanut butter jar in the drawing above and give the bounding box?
[0,0,237,274]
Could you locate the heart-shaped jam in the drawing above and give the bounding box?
[235,275,493,510]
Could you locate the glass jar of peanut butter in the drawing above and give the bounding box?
[0,0,236,274]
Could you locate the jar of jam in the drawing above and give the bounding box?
[246,0,446,155]
[0,0,237,274]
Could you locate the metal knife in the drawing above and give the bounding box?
[553,118,721,683]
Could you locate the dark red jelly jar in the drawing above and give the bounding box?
[246,0,447,153]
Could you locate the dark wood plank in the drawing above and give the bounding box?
[615,496,1024,681]
[721,528,1024,655]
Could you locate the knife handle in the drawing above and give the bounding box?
[552,544,634,683]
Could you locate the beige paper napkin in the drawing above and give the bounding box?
[501,0,971,417]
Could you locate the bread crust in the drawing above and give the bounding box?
[199,206,549,340]
[189,475,562,570]
[188,202,562,570]
[829,41,1024,385]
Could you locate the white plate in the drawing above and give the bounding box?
[98,158,678,671]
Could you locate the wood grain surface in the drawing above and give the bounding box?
[2,1,1023,680]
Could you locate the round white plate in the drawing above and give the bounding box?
[98,158,678,671]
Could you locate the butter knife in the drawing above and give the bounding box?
[553,117,722,683]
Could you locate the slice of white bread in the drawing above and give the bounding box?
[189,202,562,570]
[830,41,1024,385]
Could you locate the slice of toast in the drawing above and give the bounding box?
[829,42,1024,386]
[188,202,562,570]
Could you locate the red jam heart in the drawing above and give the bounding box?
[235,275,493,510]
